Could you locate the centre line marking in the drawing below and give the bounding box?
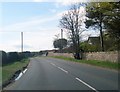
[58,67,68,73]
[50,63,56,67]
[50,63,68,73]
[75,77,99,92]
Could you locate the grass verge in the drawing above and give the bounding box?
[50,56,119,70]
[0,67,2,87]
[2,58,29,84]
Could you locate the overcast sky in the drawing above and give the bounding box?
[0,0,101,52]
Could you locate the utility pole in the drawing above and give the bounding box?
[21,32,23,52]
[61,29,63,53]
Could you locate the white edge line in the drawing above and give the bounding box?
[15,68,28,81]
[23,69,27,73]
[75,77,99,92]
[15,72,23,81]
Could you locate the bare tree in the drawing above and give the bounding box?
[59,3,85,59]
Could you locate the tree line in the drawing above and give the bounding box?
[53,2,120,59]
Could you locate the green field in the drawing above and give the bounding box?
[2,59,29,84]
[51,56,119,70]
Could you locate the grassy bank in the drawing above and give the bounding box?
[0,67,2,87]
[2,59,29,83]
[51,56,119,70]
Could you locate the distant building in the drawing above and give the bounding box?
[87,37,100,45]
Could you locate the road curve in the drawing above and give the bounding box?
[4,57,118,91]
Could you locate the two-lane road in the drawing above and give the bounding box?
[5,57,118,91]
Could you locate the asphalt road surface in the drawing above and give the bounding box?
[4,57,118,91]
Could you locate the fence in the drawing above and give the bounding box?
[48,51,119,63]
[48,52,73,58]
[83,51,119,63]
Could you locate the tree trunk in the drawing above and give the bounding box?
[73,33,81,60]
[117,38,120,63]
[99,13,104,52]
[100,25,104,51]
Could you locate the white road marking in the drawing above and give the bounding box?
[75,77,99,92]
[50,63,57,67]
[15,68,28,81]
[50,62,98,91]
[50,62,97,91]
[15,72,23,81]
[23,69,27,73]
[50,63,68,73]
[48,61,98,91]
[57,67,68,73]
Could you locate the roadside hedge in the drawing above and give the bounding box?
[0,51,33,66]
